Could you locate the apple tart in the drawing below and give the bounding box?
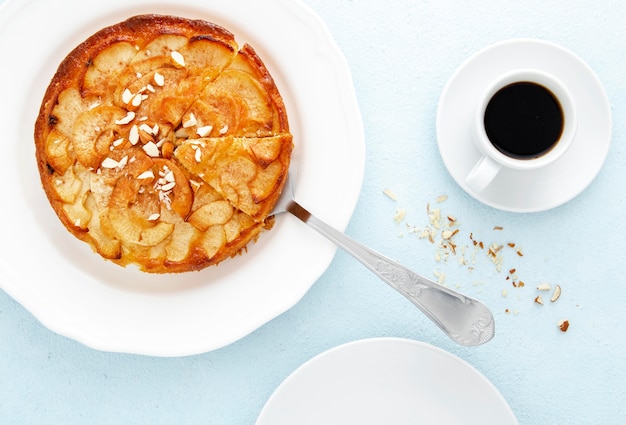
[34,14,293,273]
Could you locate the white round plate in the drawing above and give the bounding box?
[0,0,364,356]
[255,338,518,425]
[437,39,611,212]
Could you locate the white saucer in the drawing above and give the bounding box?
[436,39,611,212]
[255,338,518,425]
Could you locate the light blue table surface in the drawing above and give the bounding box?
[2,0,625,423]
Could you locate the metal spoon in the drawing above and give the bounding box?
[272,175,495,346]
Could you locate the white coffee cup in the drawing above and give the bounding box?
[466,69,577,192]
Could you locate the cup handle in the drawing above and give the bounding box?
[466,156,501,192]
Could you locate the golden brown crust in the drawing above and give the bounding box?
[34,14,292,273]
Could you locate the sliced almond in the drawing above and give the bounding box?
[153,72,165,87]
[196,125,213,137]
[101,157,119,169]
[537,283,552,291]
[122,88,133,104]
[383,189,397,201]
[161,141,174,159]
[138,129,155,144]
[550,285,562,302]
[142,141,160,157]
[171,51,185,67]
[182,113,197,128]
[129,125,139,145]
[115,111,135,125]
[137,170,155,180]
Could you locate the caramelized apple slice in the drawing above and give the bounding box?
[62,190,92,231]
[196,69,276,137]
[165,221,199,262]
[45,129,74,174]
[71,105,127,169]
[187,200,234,231]
[199,225,226,260]
[131,35,189,64]
[51,166,84,204]
[107,176,175,247]
[51,87,102,137]
[178,36,237,79]
[84,194,122,259]
[82,41,139,97]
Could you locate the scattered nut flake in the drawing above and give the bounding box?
[393,208,406,224]
[435,195,448,203]
[88,101,101,110]
[537,283,552,291]
[115,111,136,125]
[558,320,570,332]
[139,123,156,135]
[117,155,129,169]
[175,128,189,138]
[163,170,175,183]
[153,72,165,86]
[148,213,160,221]
[182,113,197,128]
[194,147,202,163]
[131,93,143,107]
[143,141,160,157]
[122,88,133,104]
[196,125,213,137]
[146,84,156,93]
[137,170,155,180]
[101,157,119,169]
[112,138,125,147]
[550,285,562,302]
[129,125,139,145]
[160,181,176,191]
[402,193,571,329]
[171,51,185,67]
[383,189,398,201]
[219,124,229,135]
[433,270,446,285]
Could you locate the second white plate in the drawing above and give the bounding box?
[256,338,518,425]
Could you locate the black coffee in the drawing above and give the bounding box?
[484,82,564,159]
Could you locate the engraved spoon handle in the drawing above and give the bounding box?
[286,201,495,346]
